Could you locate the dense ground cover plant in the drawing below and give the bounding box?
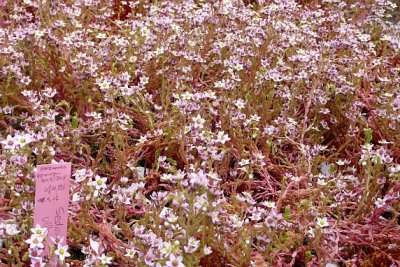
[0,0,400,266]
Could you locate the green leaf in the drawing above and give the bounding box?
[284,205,291,220]
[71,115,79,129]
[329,163,335,174]
[305,250,312,262]
[365,128,372,144]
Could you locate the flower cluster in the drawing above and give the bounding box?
[0,0,400,266]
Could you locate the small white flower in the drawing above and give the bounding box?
[99,254,112,264]
[374,198,385,208]
[161,173,174,182]
[155,47,164,55]
[358,33,371,42]
[15,134,33,147]
[192,114,205,129]
[89,238,100,254]
[181,91,192,100]
[207,172,221,182]
[234,63,244,71]
[129,56,137,63]
[261,201,276,209]
[317,217,329,228]
[234,99,246,109]
[216,131,230,144]
[184,237,200,254]
[137,135,147,144]
[0,135,16,150]
[214,80,224,88]
[5,223,20,236]
[125,248,137,258]
[30,225,48,237]
[188,170,208,187]
[43,87,57,98]
[160,241,174,256]
[336,159,349,166]
[203,245,212,255]
[98,80,111,91]
[96,33,107,39]
[140,76,149,85]
[73,169,90,182]
[72,192,81,202]
[165,254,185,267]
[25,234,44,249]
[55,244,70,262]
[229,214,243,228]
[20,76,32,85]
[34,30,45,38]
[91,175,107,190]
[264,215,276,228]
[120,176,129,183]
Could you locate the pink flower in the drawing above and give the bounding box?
[0,135,16,150]
[184,237,200,254]
[30,256,46,267]
[165,254,185,267]
[188,170,208,187]
[20,76,31,85]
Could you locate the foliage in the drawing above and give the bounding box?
[0,0,400,266]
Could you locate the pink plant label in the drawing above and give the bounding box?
[34,163,71,253]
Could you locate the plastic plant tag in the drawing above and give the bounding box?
[34,163,71,254]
